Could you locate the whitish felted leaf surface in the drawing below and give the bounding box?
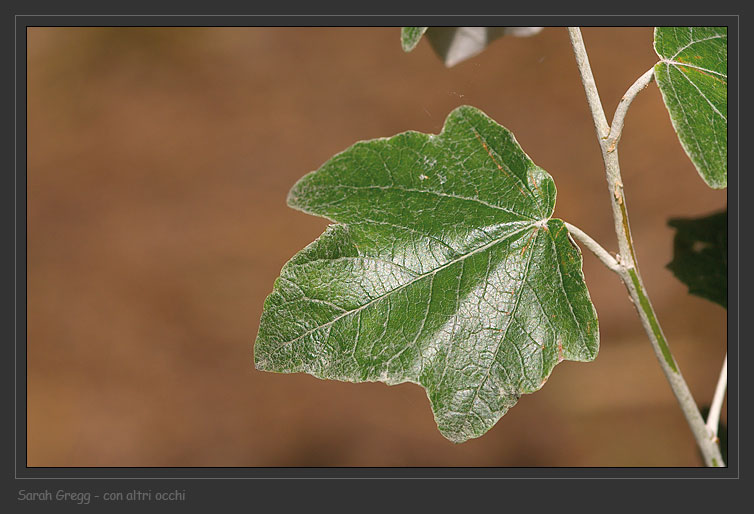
[401,27,543,67]
[254,106,599,443]
[401,27,427,52]
[667,210,727,308]
[654,27,727,189]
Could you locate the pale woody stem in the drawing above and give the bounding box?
[566,27,724,467]
[606,68,656,152]
[566,28,609,138]
[562,222,620,273]
[706,354,727,438]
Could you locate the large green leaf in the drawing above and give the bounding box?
[401,27,543,67]
[654,27,727,189]
[254,106,599,443]
[667,210,727,308]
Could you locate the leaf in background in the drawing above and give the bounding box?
[667,210,727,308]
[401,27,543,67]
[654,27,727,189]
[255,105,599,443]
[426,27,543,67]
[401,27,427,52]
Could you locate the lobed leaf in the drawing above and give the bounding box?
[654,27,727,189]
[254,106,599,443]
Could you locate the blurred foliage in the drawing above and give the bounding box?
[667,210,727,308]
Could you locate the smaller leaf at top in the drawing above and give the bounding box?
[654,27,727,189]
[401,27,428,52]
[667,210,727,308]
[401,27,543,67]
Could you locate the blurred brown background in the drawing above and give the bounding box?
[27,27,727,467]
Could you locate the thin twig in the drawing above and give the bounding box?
[568,26,632,263]
[706,354,727,438]
[563,222,622,274]
[567,27,610,140]
[567,27,724,467]
[606,68,655,153]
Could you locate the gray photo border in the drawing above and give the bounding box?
[8,8,742,508]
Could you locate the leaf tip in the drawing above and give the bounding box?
[285,174,317,214]
[401,27,427,52]
[705,176,727,189]
[253,356,268,372]
[285,182,301,209]
[253,343,269,371]
[436,424,473,444]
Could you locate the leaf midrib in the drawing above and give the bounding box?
[457,108,546,219]
[277,221,539,347]
[458,227,538,427]
[322,183,538,221]
[667,32,726,61]
[661,59,726,79]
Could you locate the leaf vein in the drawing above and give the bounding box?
[276,224,536,347]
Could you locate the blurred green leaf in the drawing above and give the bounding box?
[667,210,727,308]
[401,27,427,52]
